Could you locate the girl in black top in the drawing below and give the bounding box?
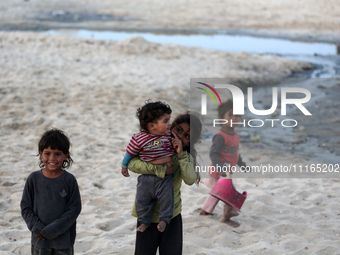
[21,129,81,255]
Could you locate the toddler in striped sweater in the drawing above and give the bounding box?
[121,100,177,232]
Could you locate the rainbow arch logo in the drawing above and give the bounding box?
[196,82,222,106]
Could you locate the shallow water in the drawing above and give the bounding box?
[244,75,340,164]
[44,29,338,56]
[43,29,340,164]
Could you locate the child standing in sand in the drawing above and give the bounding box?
[199,99,247,227]
[121,100,175,232]
[21,128,82,255]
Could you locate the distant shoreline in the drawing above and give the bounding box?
[1,25,340,45]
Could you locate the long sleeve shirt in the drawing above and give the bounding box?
[21,170,82,249]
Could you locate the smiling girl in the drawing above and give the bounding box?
[21,129,81,255]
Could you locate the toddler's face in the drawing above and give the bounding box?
[223,109,240,129]
[148,113,171,136]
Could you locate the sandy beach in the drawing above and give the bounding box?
[1,1,340,254]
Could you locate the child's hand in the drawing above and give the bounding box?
[37,234,45,240]
[171,132,183,154]
[165,161,174,175]
[121,167,130,177]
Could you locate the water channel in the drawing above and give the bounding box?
[43,29,340,164]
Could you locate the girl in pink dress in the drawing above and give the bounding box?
[199,100,247,227]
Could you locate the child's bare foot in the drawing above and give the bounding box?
[137,224,149,232]
[221,219,240,228]
[223,204,239,219]
[157,221,167,232]
[199,209,213,215]
[227,209,239,218]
